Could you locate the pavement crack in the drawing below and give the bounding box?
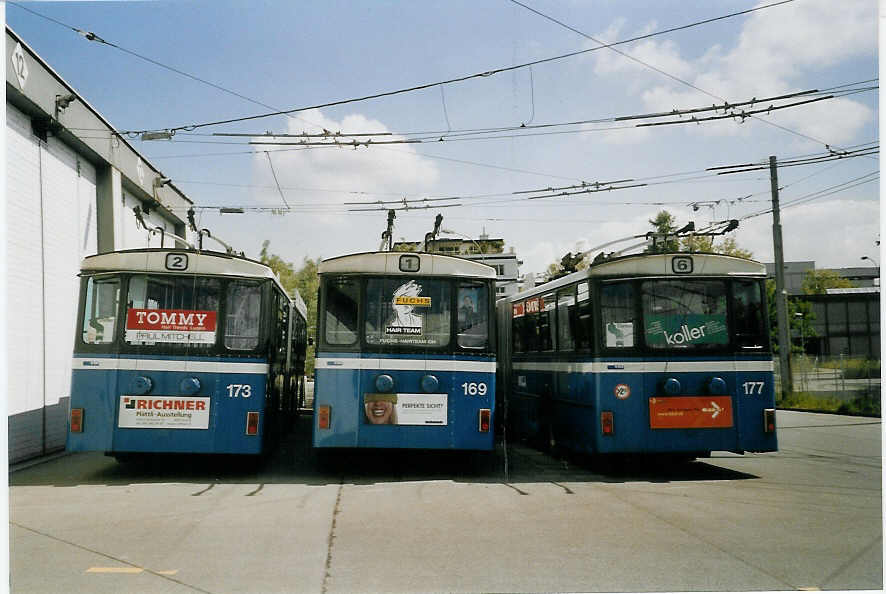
[246,484,264,497]
[322,479,344,594]
[503,482,529,495]
[191,483,215,496]
[602,490,799,590]
[551,481,574,494]
[820,533,883,588]
[10,521,215,594]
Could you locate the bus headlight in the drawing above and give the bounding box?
[662,377,681,396]
[707,376,727,394]
[179,377,201,395]
[129,375,153,395]
[420,374,439,393]
[375,374,394,393]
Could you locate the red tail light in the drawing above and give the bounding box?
[245,412,259,436]
[70,408,83,433]
[478,409,491,433]
[317,405,331,430]
[763,408,776,433]
[601,411,614,436]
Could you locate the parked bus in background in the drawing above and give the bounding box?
[497,252,777,460]
[313,252,497,452]
[68,248,308,461]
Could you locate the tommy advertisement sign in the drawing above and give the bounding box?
[118,396,211,429]
[125,309,217,345]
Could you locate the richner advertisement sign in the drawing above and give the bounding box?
[125,308,217,345]
[118,396,211,429]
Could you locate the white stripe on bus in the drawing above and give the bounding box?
[72,358,270,374]
[315,358,497,373]
[511,360,773,373]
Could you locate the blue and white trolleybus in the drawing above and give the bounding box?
[313,252,497,451]
[68,247,308,460]
[497,252,777,459]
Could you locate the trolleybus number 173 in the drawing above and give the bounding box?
[226,384,252,398]
[742,381,765,395]
[461,382,488,396]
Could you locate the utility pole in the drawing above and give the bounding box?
[770,156,793,397]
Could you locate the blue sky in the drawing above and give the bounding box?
[6,0,880,275]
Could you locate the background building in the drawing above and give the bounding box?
[765,261,880,359]
[6,27,195,463]
[393,235,523,298]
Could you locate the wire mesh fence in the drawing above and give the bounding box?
[775,354,881,414]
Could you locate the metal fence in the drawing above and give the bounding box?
[775,355,881,402]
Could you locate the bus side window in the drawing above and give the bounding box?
[512,315,524,353]
[538,294,557,352]
[82,276,120,344]
[601,282,635,348]
[324,278,359,346]
[733,280,766,348]
[457,283,489,349]
[574,281,591,351]
[276,292,289,358]
[226,281,262,350]
[557,287,576,351]
[525,312,539,352]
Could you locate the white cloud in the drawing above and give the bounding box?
[591,0,876,144]
[245,109,441,260]
[252,109,438,207]
[733,197,880,267]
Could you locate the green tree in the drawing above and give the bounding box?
[260,241,321,375]
[647,210,754,258]
[715,236,754,259]
[766,280,816,353]
[645,210,680,253]
[801,269,856,294]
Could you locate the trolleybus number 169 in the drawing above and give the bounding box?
[226,384,252,398]
[461,382,488,396]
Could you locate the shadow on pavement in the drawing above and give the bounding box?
[10,414,758,488]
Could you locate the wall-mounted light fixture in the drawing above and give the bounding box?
[54,93,76,118]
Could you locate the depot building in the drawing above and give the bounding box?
[5,26,195,463]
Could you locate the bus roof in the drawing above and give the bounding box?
[291,288,308,318]
[507,252,767,302]
[79,248,292,297]
[318,251,497,279]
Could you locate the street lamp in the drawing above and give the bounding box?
[861,255,879,286]
[794,312,805,354]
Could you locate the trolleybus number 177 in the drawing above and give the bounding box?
[226,384,253,398]
[742,381,765,395]
[461,382,488,396]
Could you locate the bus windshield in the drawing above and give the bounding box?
[365,278,451,347]
[124,274,221,349]
[641,279,728,349]
[320,275,491,352]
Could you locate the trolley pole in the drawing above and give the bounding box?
[770,156,793,398]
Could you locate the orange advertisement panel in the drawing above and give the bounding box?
[648,396,733,429]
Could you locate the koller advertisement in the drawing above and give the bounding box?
[645,314,728,347]
[118,396,211,429]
